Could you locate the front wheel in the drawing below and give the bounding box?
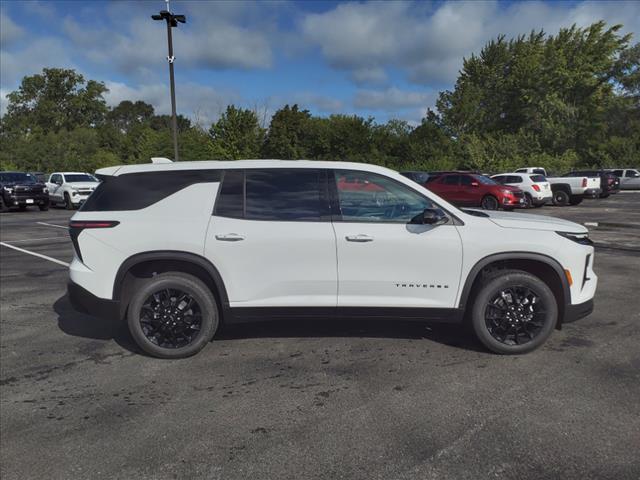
[481,195,499,210]
[470,270,557,354]
[127,272,219,358]
[64,193,74,210]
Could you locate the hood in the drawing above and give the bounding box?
[466,209,587,233]
[2,181,44,188]
[67,182,99,189]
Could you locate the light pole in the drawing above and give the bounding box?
[152,1,186,161]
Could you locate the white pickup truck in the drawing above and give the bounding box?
[514,167,601,206]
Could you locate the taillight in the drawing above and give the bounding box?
[532,184,541,192]
[582,178,587,187]
[68,221,119,262]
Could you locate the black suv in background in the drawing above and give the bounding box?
[562,170,621,198]
[0,172,49,212]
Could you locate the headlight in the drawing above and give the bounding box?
[500,189,514,195]
[556,231,593,245]
[3,187,13,193]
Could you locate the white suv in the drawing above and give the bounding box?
[491,173,552,207]
[67,160,597,358]
[47,172,100,209]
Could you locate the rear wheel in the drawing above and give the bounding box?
[481,195,499,210]
[470,270,557,354]
[127,272,219,358]
[552,190,570,207]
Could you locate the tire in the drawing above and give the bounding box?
[523,193,533,208]
[64,193,74,210]
[127,272,218,359]
[552,190,570,207]
[470,269,558,355]
[39,202,49,211]
[481,195,499,210]
[18,205,27,211]
[569,196,583,206]
[0,199,8,213]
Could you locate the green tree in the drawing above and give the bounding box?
[209,105,265,159]
[106,100,155,133]
[262,104,313,159]
[3,68,108,134]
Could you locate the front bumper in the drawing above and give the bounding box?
[68,280,121,321]
[564,299,594,323]
[5,193,49,206]
[70,193,91,205]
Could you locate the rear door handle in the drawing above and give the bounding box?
[345,234,374,242]
[215,233,245,242]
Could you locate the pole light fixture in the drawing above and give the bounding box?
[151,1,186,161]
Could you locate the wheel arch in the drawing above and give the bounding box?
[458,252,571,327]
[550,183,571,194]
[113,251,230,321]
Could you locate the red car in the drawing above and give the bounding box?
[426,172,526,210]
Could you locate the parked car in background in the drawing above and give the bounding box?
[562,170,620,198]
[606,168,640,190]
[67,159,597,358]
[46,172,100,210]
[491,173,552,208]
[0,172,49,212]
[515,167,600,206]
[426,172,526,210]
[29,172,47,183]
[400,171,430,185]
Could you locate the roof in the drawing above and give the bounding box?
[96,159,399,177]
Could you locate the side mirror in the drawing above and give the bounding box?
[412,208,449,225]
[471,181,479,187]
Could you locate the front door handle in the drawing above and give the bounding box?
[215,233,245,242]
[345,234,374,242]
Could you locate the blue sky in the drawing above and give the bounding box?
[1,0,638,126]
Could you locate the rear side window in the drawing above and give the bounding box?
[443,175,459,185]
[245,169,326,221]
[81,170,221,211]
[214,170,244,218]
[530,175,546,182]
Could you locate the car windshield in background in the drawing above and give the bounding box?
[475,175,498,185]
[0,173,36,184]
[530,174,547,182]
[65,174,97,182]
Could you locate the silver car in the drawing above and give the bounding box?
[608,169,640,190]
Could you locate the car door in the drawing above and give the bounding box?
[205,168,338,309]
[330,169,462,309]
[47,174,63,201]
[430,174,460,203]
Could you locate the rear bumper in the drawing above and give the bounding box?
[532,195,552,206]
[68,280,121,321]
[583,188,601,198]
[563,299,594,323]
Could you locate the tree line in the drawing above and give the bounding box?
[1,21,638,175]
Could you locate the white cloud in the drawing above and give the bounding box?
[0,11,24,47]
[0,37,74,86]
[354,87,436,110]
[301,0,640,86]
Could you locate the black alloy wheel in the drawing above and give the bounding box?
[553,190,569,206]
[481,195,499,210]
[484,286,546,346]
[139,288,203,349]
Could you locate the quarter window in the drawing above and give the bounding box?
[333,170,434,223]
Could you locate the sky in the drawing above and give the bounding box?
[1,0,639,127]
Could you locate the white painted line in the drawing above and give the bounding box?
[0,242,69,267]
[584,222,599,227]
[3,236,69,244]
[36,221,68,229]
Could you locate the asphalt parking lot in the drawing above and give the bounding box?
[1,194,639,480]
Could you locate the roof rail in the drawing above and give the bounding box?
[151,157,173,164]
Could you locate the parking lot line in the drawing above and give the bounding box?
[36,221,68,229]
[0,241,70,267]
[3,236,69,244]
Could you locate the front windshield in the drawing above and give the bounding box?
[0,173,36,184]
[65,174,97,183]
[474,175,498,185]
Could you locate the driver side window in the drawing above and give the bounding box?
[333,170,434,223]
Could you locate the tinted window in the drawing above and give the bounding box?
[214,170,244,218]
[81,170,221,211]
[626,170,640,178]
[0,173,35,183]
[476,175,498,185]
[65,174,98,183]
[492,176,507,184]
[460,175,473,186]
[612,170,624,177]
[532,169,546,175]
[50,174,61,184]
[530,174,546,182]
[334,170,434,223]
[515,169,526,173]
[245,169,326,221]
[443,175,459,185]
